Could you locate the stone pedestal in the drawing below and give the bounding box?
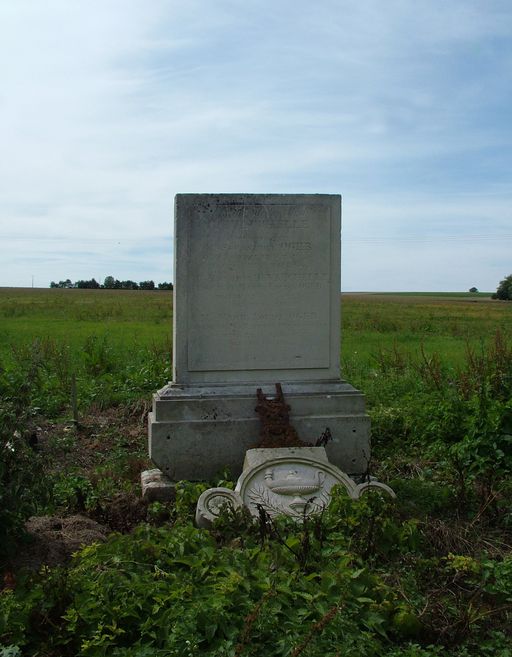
[148,381,370,481]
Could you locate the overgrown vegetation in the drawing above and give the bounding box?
[0,289,511,655]
[0,366,52,566]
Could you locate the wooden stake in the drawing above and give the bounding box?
[71,372,80,428]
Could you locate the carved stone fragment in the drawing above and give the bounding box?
[140,468,175,502]
[195,487,243,528]
[236,448,358,518]
[195,447,395,526]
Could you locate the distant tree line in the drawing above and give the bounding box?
[49,276,173,290]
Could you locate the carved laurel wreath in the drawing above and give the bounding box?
[247,484,330,518]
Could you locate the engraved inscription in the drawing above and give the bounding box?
[187,203,332,372]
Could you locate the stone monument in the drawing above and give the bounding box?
[148,194,370,483]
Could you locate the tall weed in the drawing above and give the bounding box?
[367,331,512,518]
[0,367,50,567]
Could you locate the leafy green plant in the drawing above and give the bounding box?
[0,646,22,657]
[0,518,400,657]
[51,473,98,513]
[83,336,117,377]
[1,290,512,656]
[0,383,51,567]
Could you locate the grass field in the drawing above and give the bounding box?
[0,287,171,354]
[1,285,510,421]
[342,292,511,366]
[2,287,512,656]
[1,287,510,365]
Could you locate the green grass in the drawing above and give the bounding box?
[0,289,173,415]
[0,288,172,357]
[1,286,510,416]
[0,286,510,416]
[349,291,492,297]
[1,288,510,365]
[341,292,512,366]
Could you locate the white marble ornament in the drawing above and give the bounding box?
[354,479,396,498]
[195,448,395,526]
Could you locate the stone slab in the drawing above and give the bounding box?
[195,487,243,528]
[236,447,359,517]
[147,193,373,483]
[153,382,367,420]
[243,446,330,470]
[173,194,341,384]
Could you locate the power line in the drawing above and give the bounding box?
[344,235,512,244]
[1,234,512,246]
[0,235,170,243]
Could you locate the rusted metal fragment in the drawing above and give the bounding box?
[254,383,312,448]
[315,426,332,447]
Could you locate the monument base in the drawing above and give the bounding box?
[148,381,370,481]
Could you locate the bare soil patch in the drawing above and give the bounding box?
[13,515,108,572]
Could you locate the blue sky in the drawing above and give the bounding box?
[1,0,511,291]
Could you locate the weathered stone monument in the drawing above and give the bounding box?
[148,194,371,485]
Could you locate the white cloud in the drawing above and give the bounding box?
[1,0,511,288]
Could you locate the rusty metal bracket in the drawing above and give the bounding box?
[254,383,311,448]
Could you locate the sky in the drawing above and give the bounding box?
[1,0,511,291]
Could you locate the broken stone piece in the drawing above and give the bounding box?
[141,468,175,502]
[236,447,358,519]
[195,487,243,528]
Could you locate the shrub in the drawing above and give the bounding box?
[492,274,512,300]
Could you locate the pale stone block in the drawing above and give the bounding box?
[243,446,329,471]
[140,469,175,502]
[195,487,243,528]
[235,447,359,518]
[148,382,370,480]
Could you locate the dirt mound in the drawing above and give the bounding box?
[93,492,150,533]
[15,515,108,571]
